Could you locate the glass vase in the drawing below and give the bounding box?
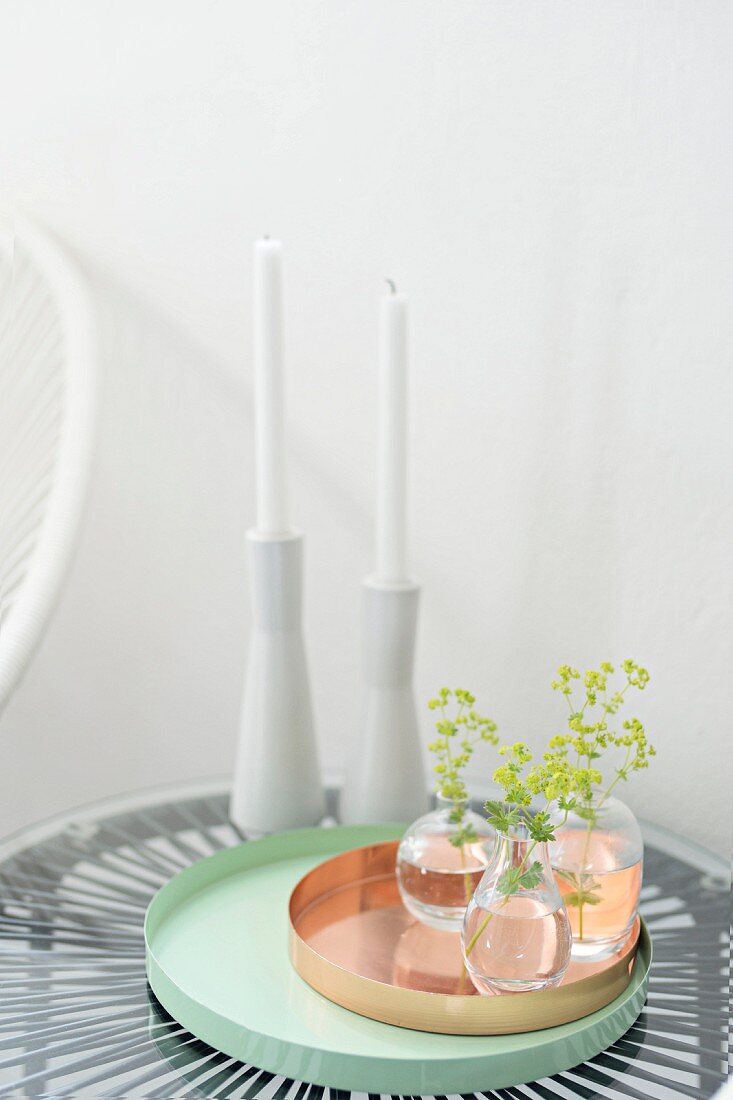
[549,795,643,960]
[396,797,494,931]
[460,828,572,993]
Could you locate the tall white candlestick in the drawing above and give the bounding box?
[376,283,409,582]
[254,238,289,533]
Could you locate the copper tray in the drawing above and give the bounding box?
[289,839,643,1035]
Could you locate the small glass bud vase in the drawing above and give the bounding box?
[396,797,494,931]
[549,795,643,960]
[461,827,572,994]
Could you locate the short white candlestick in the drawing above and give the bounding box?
[341,575,428,824]
[341,282,427,824]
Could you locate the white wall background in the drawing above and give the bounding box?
[1,1,731,850]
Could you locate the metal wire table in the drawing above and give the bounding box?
[0,782,729,1098]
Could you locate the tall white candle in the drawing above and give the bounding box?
[254,237,289,534]
[376,282,409,582]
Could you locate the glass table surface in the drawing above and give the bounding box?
[0,781,729,1098]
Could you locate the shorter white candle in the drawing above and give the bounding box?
[376,281,409,583]
[254,237,289,534]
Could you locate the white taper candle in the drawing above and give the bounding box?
[254,238,289,533]
[376,282,409,582]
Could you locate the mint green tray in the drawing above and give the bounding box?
[144,824,651,1094]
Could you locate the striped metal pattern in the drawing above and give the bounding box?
[0,217,95,715]
[0,787,728,1098]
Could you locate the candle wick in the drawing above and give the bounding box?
[385,278,397,295]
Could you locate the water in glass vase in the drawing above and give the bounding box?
[398,837,486,924]
[555,861,642,949]
[462,893,571,994]
[461,829,572,994]
[550,796,643,959]
[397,801,493,931]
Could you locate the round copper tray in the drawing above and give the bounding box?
[289,839,645,1035]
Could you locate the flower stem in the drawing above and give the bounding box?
[459,844,473,904]
[465,836,537,957]
[464,908,495,957]
[574,749,630,939]
[576,817,594,941]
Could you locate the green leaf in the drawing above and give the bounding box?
[558,870,603,907]
[495,860,544,897]
[449,822,478,848]
[575,805,598,824]
[496,866,521,896]
[484,800,521,834]
[564,891,602,908]
[518,861,543,890]
[484,800,505,819]
[528,812,556,843]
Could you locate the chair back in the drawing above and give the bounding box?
[0,218,95,715]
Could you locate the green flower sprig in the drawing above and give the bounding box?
[427,687,499,851]
[548,659,656,938]
[549,660,655,802]
[464,743,601,957]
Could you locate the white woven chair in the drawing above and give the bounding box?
[0,217,95,716]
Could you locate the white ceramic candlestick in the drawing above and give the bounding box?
[376,284,408,581]
[253,237,288,534]
[230,238,324,833]
[341,575,427,824]
[341,282,427,824]
[230,530,324,833]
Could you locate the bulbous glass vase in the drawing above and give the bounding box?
[549,795,643,959]
[396,797,494,931]
[461,828,572,994]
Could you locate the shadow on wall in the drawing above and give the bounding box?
[0,237,368,838]
[1,229,728,853]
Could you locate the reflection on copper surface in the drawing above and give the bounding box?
[393,918,478,995]
[289,840,643,1034]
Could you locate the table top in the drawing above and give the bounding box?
[0,782,729,1098]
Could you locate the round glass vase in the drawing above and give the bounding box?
[549,795,643,960]
[396,797,494,931]
[460,827,572,994]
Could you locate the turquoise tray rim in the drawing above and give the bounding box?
[144,824,651,1094]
